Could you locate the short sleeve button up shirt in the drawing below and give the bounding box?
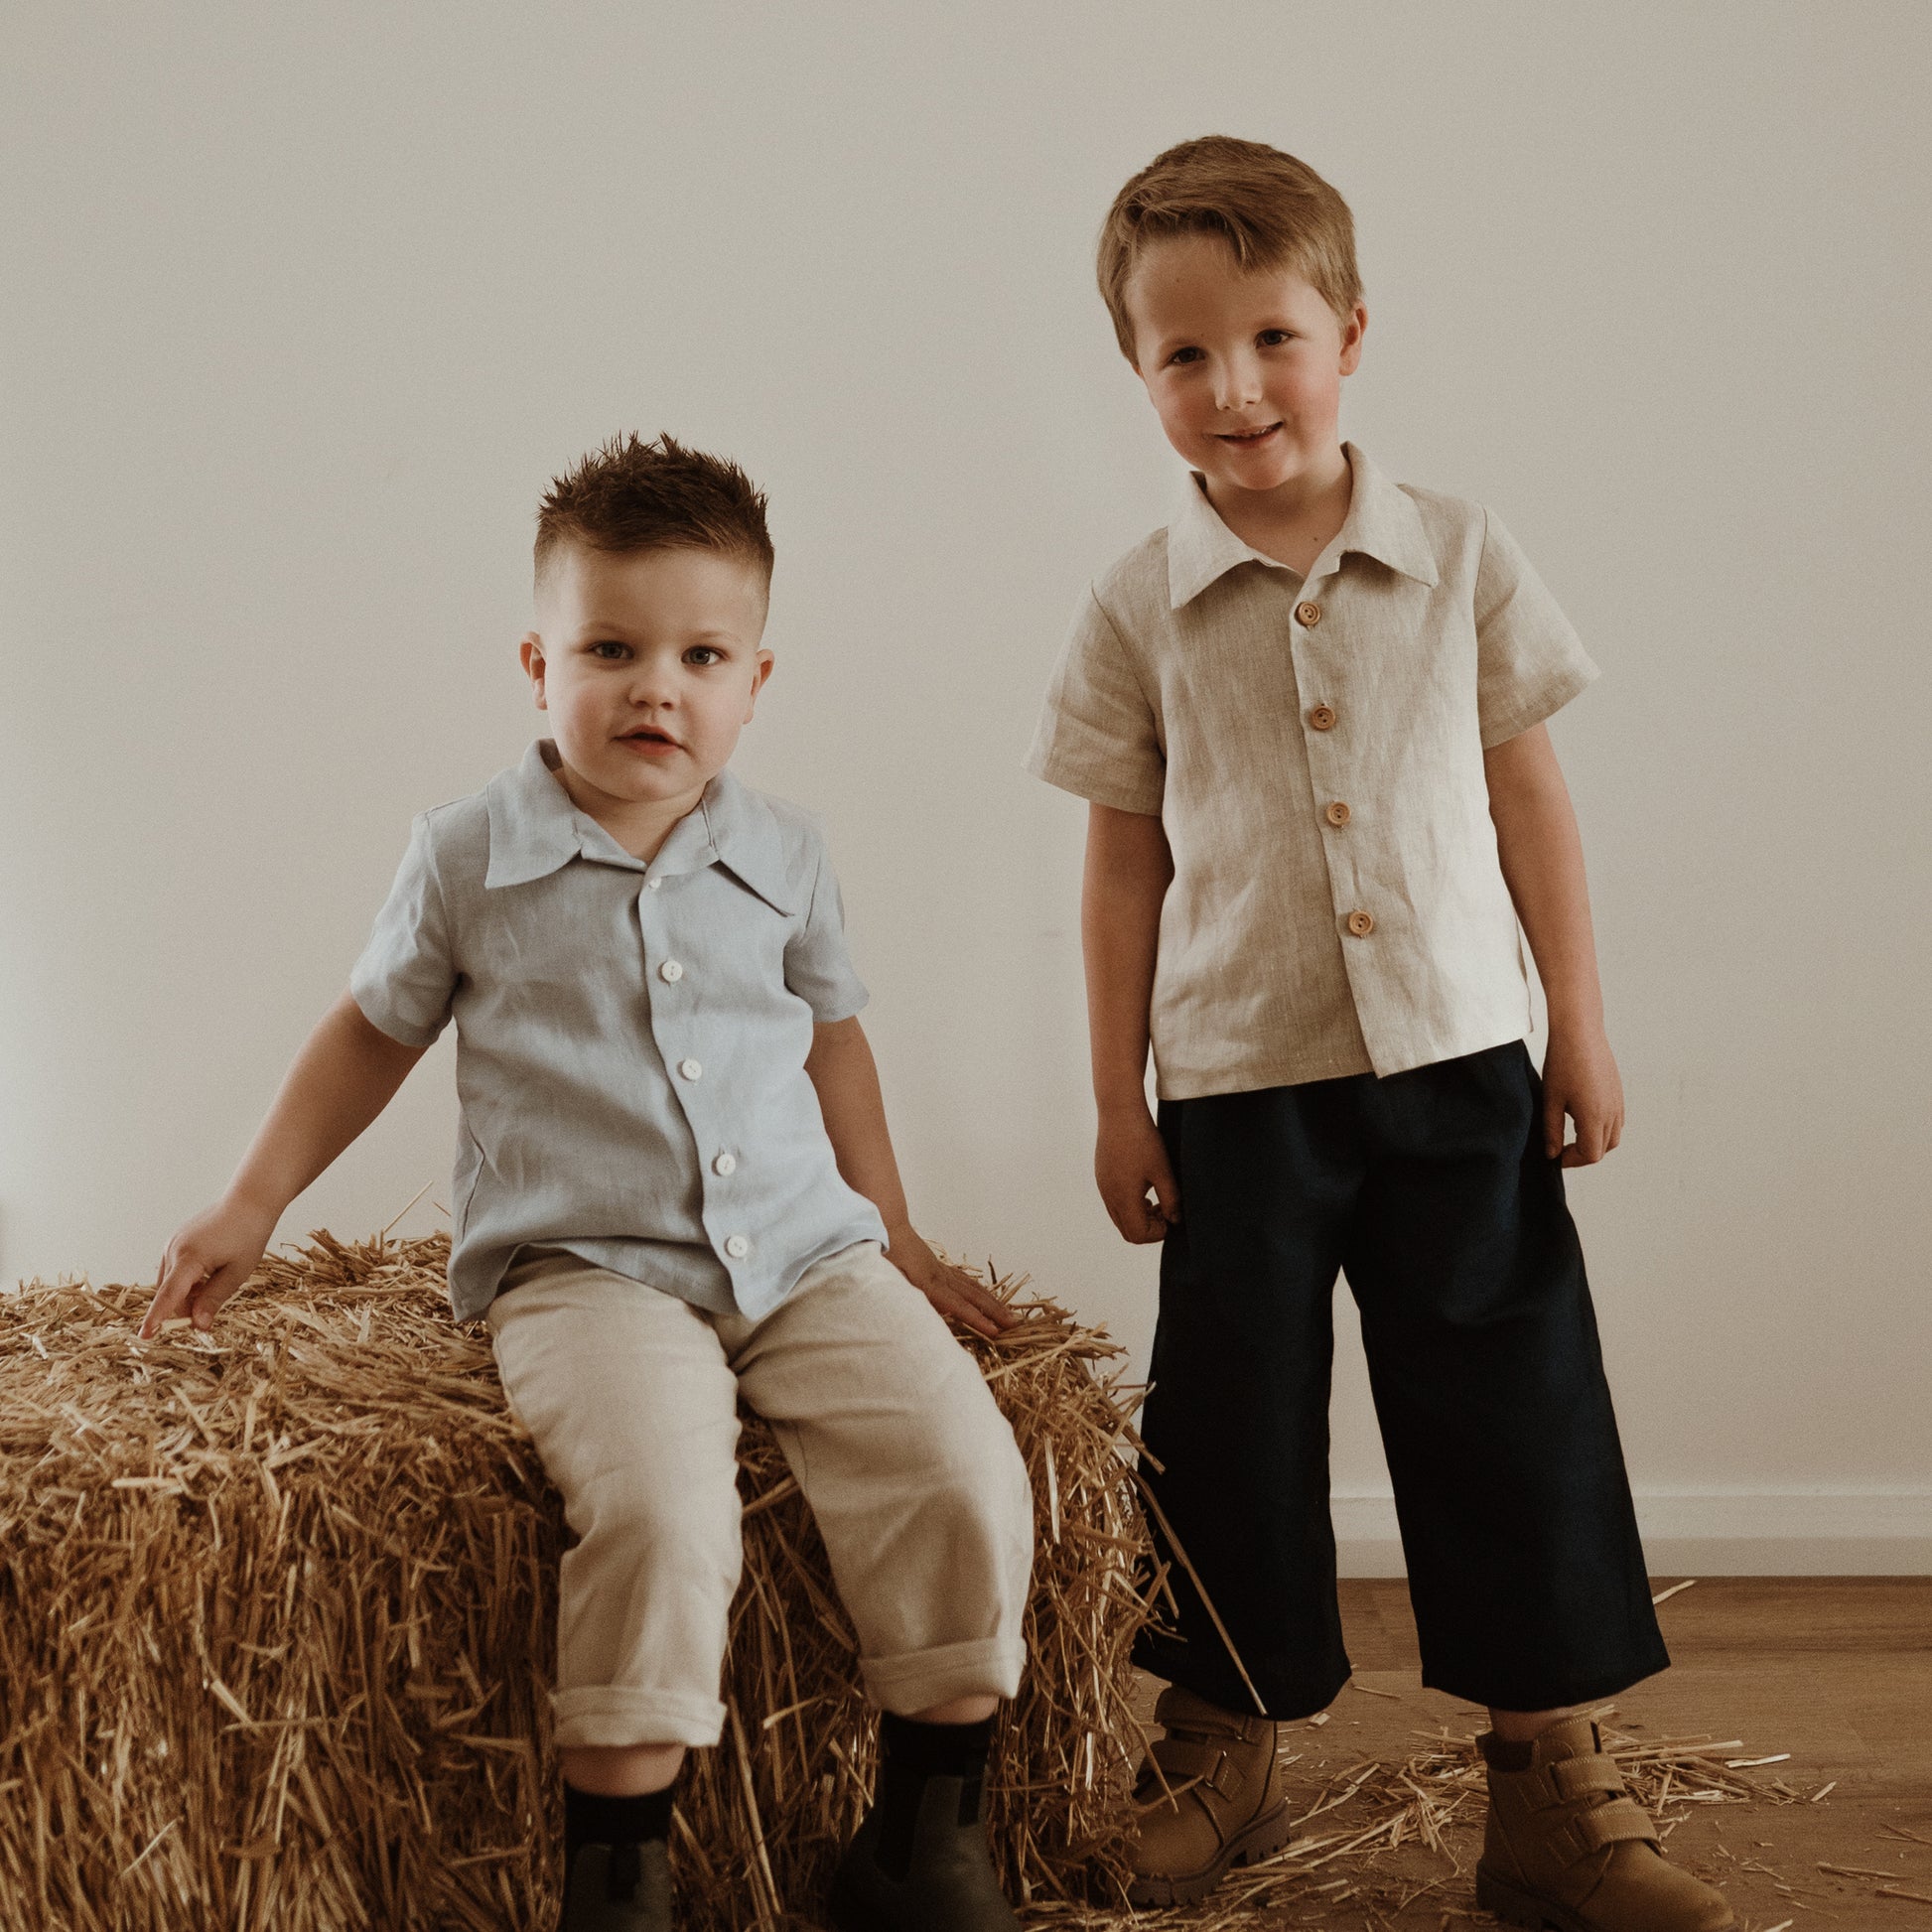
[349,740,888,1320]
[1027,444,1599,1098]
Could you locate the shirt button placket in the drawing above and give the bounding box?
[641,876,735,1283]
[1294,597,1370,948]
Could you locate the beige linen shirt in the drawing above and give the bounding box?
[1027,444,1598,1098]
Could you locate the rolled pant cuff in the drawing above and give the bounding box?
[553,1686,727,1750]
[861,1635,1027,1714]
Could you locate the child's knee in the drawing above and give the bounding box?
[572,1460,741,1574]
[925,1404,1035,1576]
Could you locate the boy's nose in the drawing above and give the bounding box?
[626,665,678,704]
[1213,351,1264,413]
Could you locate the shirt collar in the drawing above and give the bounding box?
[1166,441,1441,610]
[483,741,797,914]
[692,766,797,914]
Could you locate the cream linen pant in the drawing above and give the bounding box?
[485,1241,1035,1750]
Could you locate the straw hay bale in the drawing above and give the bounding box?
[0,1229,1160,1930]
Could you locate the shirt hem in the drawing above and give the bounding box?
[452,1211,892,1326]
[1153,1023,1531,1100]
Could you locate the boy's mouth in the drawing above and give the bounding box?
[1217,422,1284,446]
[618,726,681,753]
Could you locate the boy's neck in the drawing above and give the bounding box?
[1201,441,1352,579]
[551,756,711,865]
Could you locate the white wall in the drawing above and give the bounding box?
[4,2,1927,1571]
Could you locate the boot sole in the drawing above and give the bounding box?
[1474,1864,1736,1932]
[1126,1801,1295,1908]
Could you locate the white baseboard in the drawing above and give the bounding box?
[1331,1488,1932,1578]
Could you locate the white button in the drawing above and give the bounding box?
[646,877,662,891]
[659,960,684,982]
[679,1058,703,1080]
[724,1234,751,1259]
[713,1153,737,1175]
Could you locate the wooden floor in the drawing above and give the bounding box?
[1136,1577,1932,1930]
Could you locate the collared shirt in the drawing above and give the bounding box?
[349,740,888,1321]
[1027,443,1599,1098]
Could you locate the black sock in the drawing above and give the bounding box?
[873,1713,996,1881]
[564,1782,672,1897]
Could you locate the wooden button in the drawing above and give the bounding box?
[1345,909,1375,937]
[1309,705,1336,731]
[1296,601,1322,626]
[1325,801,1351,827]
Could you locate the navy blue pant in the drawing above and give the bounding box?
[1135,1041,1668,1719]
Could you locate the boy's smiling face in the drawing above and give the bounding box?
[1123,231,1366,503]
[521,541,773,846]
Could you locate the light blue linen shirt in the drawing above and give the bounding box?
[348,739,888,1322]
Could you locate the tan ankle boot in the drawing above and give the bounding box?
[1126,1684,1294,1906]
[1476,1718,1735,1931]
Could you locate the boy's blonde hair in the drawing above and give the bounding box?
[1097,136,1363,361]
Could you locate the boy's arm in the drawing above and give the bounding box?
[1084,803,1179,1242]
[804,1016,1019,1339]
[140,991,428,1336]
[1484,722,1625,1166]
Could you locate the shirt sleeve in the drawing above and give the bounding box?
[1025,586,1166,815]
[348,813,459,1047]
[1473,509,1601,748]
[784,835,870,1023]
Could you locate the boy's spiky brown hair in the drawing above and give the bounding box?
[534,432,774,586]
[1096,135,1363,361]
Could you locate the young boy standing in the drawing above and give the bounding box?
[144,435,1033,1932]
[1028,139,1733,1932]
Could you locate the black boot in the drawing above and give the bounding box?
[558,1786,674,1932]
[560,1840,672,1931]
[827,1715,1019,1932]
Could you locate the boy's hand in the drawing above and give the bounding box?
[886,1228,1022,1341]
[1541,1024,1625,1167]
[140,1193,280,1338]
[1095,1106,1179,1243]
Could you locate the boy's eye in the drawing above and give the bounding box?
[685,645,724,666]
[1258,329,1294,346]
[1169,345,1205,366]
[590,641,631,660]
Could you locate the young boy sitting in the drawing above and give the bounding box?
[1028,138,1734,1932]
[143,433,1035,1932]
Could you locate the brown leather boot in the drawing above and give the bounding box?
[1476,1718,1735,1930]
[1126,1684,1294,1906]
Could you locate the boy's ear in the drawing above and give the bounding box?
[518,632,547,709]
[743,648,775,723]
[1338,303,1368,376]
